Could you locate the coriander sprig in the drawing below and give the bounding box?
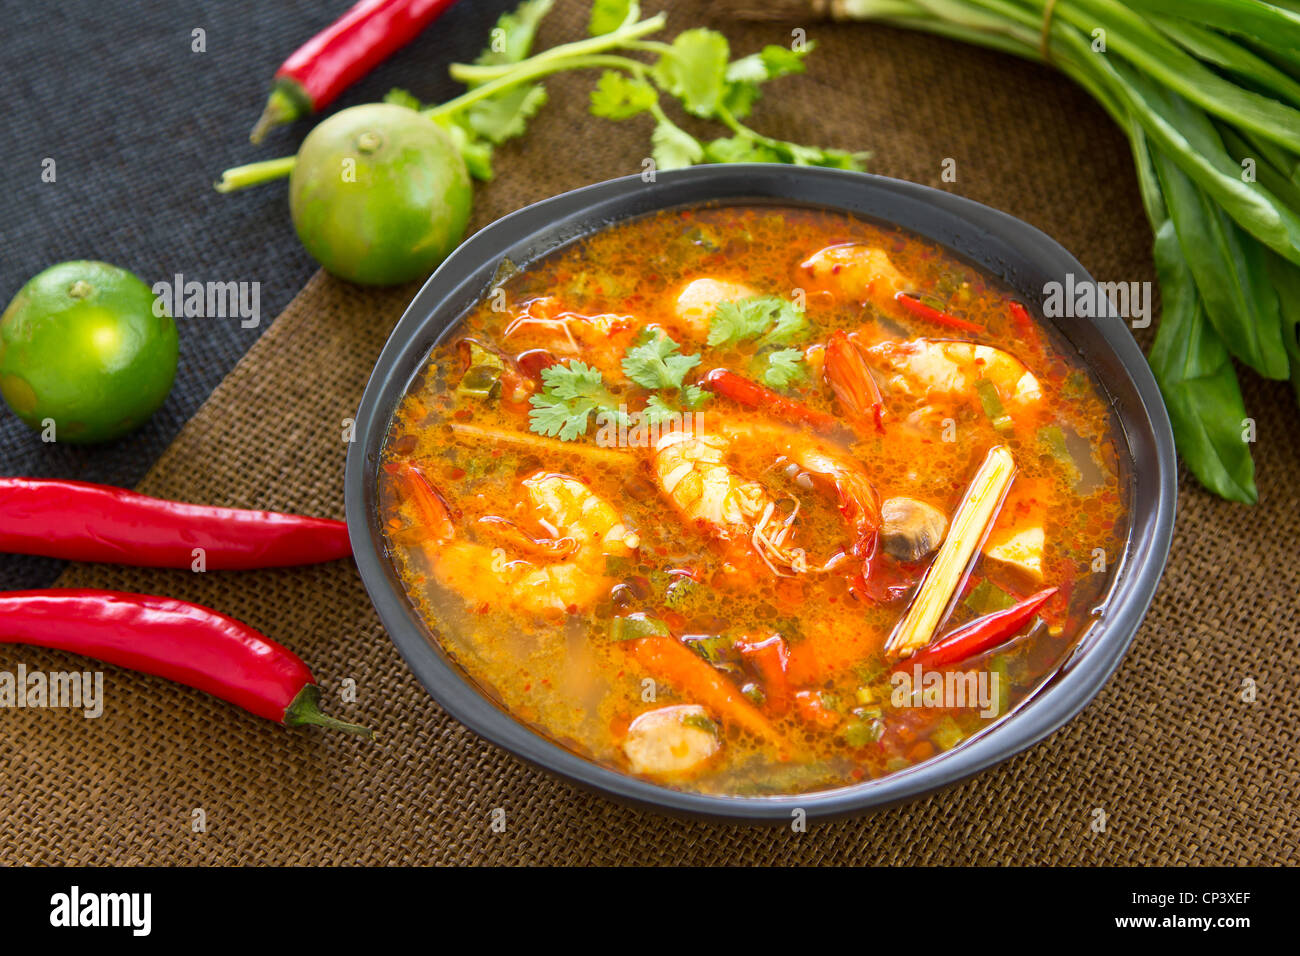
[216,0,864,192]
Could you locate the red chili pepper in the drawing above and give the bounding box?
[701,369,838,430]
[0,589,370,735]
[737,635,791,715]
[0,478,351,570]
[1008,300,1035,337]
[898,587,1057,670]
[894,292,986,334]
[823,330,886,434]
[1008,300,1044,355]
[250,0,462,142]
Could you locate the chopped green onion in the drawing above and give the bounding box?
[965,578,1017,617]
[931,715,966,752]
[840,717,884,747]
[975,378,1014,431]
[609,612,670,642]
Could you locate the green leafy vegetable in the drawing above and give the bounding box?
[708,295,808,349]
[650,28,731,119]
[528,361,621,441]
[610,613,671,642]
[1149,220,1258,502]
[589,71,657,120]
[622,328,701,389]
[762,348,807,388]
[588,0,637,37]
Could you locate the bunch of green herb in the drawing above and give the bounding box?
[217,0,864,192]
[528,327,708,440]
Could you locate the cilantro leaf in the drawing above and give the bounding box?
[467,83,549,144]
[434,117,495,180]
[651,120,704,170]
[681,383,711,409]
[476,0,554,67]
[722,43,812,119]
[622,328,701,389]
[588,0,638,36]
[590,70,658,120]
[707,295,808,349]
[763,348,808,388]
[767,138,869,170]
[444,0,555,178]
[703,135,783,164]
[651,28,730,119]
[528,361,620,441]
[642,394,680,425]
[383,88,424,111]
[763,300,809,345]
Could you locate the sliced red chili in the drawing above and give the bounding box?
[702,368,837,430]
[737,635,792,715]
[894,292,986,334]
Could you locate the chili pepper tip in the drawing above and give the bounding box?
[283,684,373,738]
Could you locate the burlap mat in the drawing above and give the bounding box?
[3,1,1296,865]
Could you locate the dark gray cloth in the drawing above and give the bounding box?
[0,0,514,589]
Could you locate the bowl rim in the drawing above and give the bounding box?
[345,165,1177,822]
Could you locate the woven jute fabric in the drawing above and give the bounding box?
[3,0,1297,865]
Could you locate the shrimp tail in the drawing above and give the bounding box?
[387,461,457,542]
[824,331,886,434]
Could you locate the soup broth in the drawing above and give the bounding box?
[379,204,1129,795]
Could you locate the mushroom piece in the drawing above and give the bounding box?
[880,496,949,562]
[623,704,720,777]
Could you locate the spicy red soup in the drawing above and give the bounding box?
[379,204,1128,795]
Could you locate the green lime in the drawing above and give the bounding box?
[289,103,473,286]
[0,261,178,443]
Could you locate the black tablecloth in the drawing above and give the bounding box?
[0,0,515,589]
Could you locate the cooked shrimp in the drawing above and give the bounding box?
[652,431,770,545]
[622,704,720,777]
[503,295,635,376]
[650,424,879,578]
[799,243,911,312]
[671,277,756,338]
[866,338,1043,420]
[393,465,638,616]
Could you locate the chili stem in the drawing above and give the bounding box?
[284,684,372,737]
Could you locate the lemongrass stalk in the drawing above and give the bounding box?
[885,445,1017,658]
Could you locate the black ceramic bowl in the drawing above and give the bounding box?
[345,166,1177,821]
